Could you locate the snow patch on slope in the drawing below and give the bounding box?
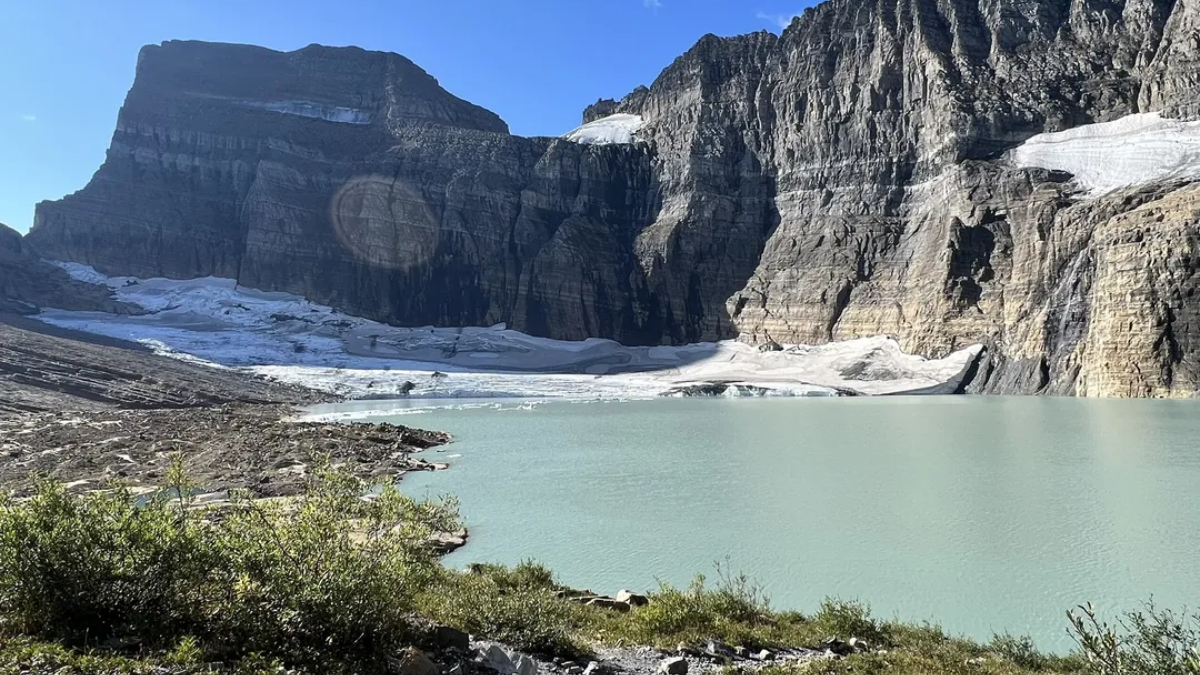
[41,263,981,400]
[563,114,644,145]
[242,100,373,125]
[1012,112,1200,195]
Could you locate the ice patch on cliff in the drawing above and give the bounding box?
[242,100,373,125]
[1012,112,1200,195]
[563,114,644,145]
[40,263,981,400]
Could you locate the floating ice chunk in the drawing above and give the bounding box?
[241,100,373,125]
[1011,112,1200,195]
[563,114,644,145]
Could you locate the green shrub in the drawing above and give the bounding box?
[1069,602,1200,675]
[616,565,780,648]
[419,566,585,656]
[204,470,455,670]
[989,633,1071,671]
[0,477,216,645]
[466,560,561,591]
[812,599,887,645]
[0,463,459,674]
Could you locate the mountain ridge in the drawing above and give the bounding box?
[24,0,1200,396]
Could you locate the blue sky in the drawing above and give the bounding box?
[0,0,812,234]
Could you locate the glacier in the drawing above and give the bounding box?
[39,262,982,402]
[1012,112,1200,195]
[563,113,645,145]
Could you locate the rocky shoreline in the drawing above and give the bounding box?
[0,404,451,499]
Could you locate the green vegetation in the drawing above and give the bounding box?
[1,466,1196,674]
[0,462,456,674]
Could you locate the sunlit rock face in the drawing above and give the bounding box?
[26,0,1200,396]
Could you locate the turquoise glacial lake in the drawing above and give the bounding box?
[314,396,1200,650]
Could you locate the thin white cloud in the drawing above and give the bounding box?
[756,11,801,29]
[20,114,36,122]
[644,0,662,9]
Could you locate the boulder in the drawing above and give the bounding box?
[512,653,539,675]
[704,639,734,659]
[658,657,688,675]
[388,648,439,675]
[615,590,649,607]
[823,638,853,657]
[477,644,538,675]
[479,644,515,674]
[586,596,632,612]
[848,637,870,653]
[432,625,471,651]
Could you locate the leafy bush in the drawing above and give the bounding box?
[0,462,459,674]
[616,564,782,648]
[205,469,456,670]
[1069,602,1200,675]
[812,599,887,645]
[419,564,585,656]
[465,560,561,591]
[0,476,216,645]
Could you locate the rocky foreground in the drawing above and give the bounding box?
[0,404,451,499]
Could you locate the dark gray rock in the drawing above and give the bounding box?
[615,590,649,607]
[658,657,688,675]
[433,625,471,652]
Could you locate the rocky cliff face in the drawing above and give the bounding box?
[26,1,1200,397]
[0,224,130,315]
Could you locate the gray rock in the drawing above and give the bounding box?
[704,639,734,659]
[388,648,439,675]
[586,597,632,613]
[657,657,688,675]
[479,644,516,674]
[512,654,539,675]
[615,590,649,607]
[823,638,852,657]
[433,625,471,652]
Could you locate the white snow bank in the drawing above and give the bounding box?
[41,263,981,400]
[563,114,644,145]
[1011,112,1200,195]
[242,100,373,125]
